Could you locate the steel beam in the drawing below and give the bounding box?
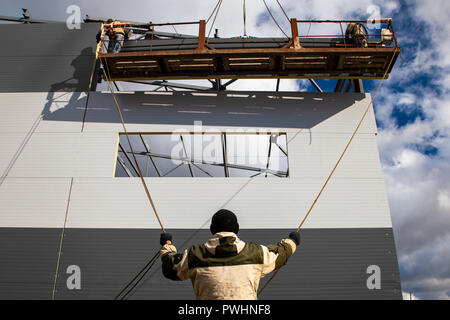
[344,79,353,92]
[309,79,323,93]
[117,154,133,177]
[221,134,229,177]
[353,79,364,93]
[335,79,346,92]
[0,15,56,23]
[139,135,162,177]
[125,80,212,91]
[125,150,288,177]
[180,136,194,177]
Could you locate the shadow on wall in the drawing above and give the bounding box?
[39,46,366,129]
[0,47,96,188]
[42,88,366,130]
[41,47,95,121]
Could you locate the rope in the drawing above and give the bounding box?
[114,250,161,300]
[276,0,290,23]
[206,0,222,24]
[101,58,166,233]
[262,0,289,38]
[258,51,398,297]
[243,0,247,36]
[207,0,223,38]
[51,177,74,300]
[101,56,170,299]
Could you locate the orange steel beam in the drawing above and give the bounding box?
[100,47,399,58]
[290,18,301,49]
[197,20,206,51]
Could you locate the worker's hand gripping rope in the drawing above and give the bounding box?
[288,231,300,246]
[160,233,173,246]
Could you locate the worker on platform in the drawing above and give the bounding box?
[105,19,131,53]
[345,22,368,48]
[159,209,300,300]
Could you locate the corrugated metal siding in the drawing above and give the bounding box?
[0,228,402,300]
[6,133,117,178]
[0,228,61,300]
[0,178,72,228]
[0,175,392,229]
[0,91,392,229]
[0,23,99,92]
[0,87,401,299]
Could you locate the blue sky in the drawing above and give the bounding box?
[1,0,450,299]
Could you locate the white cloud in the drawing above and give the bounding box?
[373,0,450,299]
[437,191,450,210]
[402,292,420,300]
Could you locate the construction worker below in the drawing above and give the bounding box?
[159,209,299,300]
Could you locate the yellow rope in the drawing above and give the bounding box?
[51,177,74,300]
[101,59,166,233]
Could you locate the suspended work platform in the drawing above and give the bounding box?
[98,19,400,81]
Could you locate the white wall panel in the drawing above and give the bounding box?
[0,93,45,133]
[0,178,71,228]
[0,133,30,173]
[287,132,383,179]
[0,91,393,230]
[7,132,117,178]
[62,176,392,229]
[0,92,86,133]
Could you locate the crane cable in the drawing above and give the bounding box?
[258,50,399,297]
[262,0,289,38]
[206,0,223,24]
[207,0,223,38]
[276,0,290,23]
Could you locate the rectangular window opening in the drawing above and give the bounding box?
[114,133,289,178]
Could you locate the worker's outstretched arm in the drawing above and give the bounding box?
[261,231,300,277]
[159,233,190,281]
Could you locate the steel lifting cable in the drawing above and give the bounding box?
[275,0,290,23]
[262,0,289,38]
[257,51,399,297]
[207,0,223,38]
[206,0,223,24]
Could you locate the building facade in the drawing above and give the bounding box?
[0,23,402,299]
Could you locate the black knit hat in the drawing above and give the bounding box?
[210,209,239,235]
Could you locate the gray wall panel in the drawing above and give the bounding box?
[0,228,61,300]
[0,23,99,92]
[0,227,402,300]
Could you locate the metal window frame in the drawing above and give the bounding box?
[115,133,289,178]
